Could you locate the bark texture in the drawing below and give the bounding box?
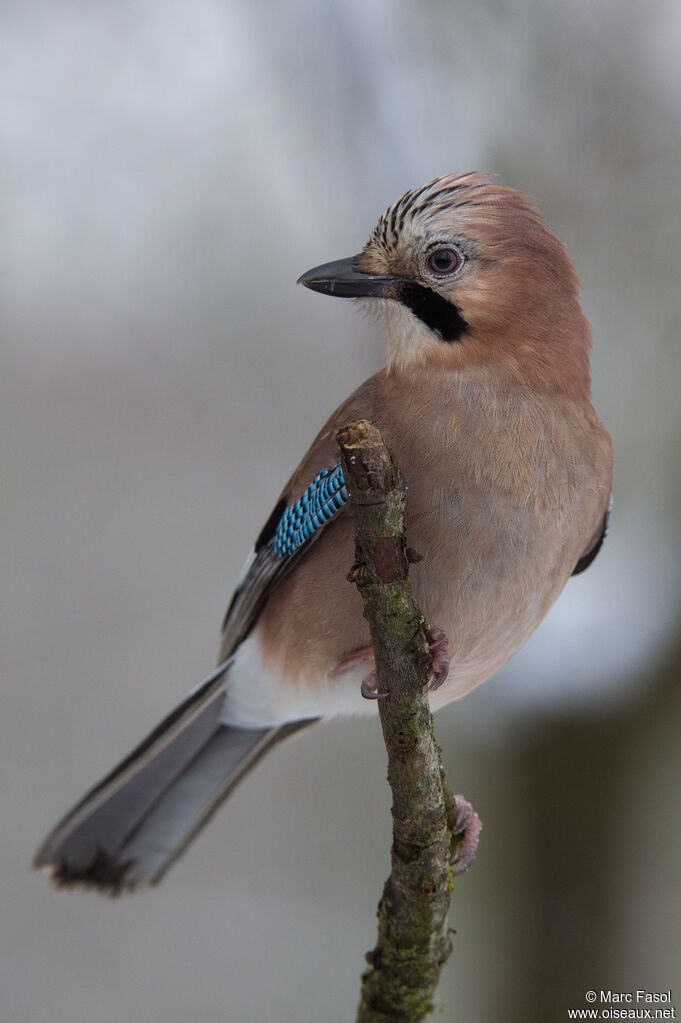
[337,420,477,1023]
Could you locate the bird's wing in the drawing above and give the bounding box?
[218,373,381,660]
[571,496,612,576]
[218,462,348,656]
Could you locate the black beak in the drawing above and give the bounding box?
[297,256,397,298]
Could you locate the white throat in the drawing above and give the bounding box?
[366,298,444,372]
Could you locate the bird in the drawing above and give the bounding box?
[34,172,613,894]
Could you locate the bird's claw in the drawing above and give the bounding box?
[360,671,388,700]
[449,794,482,876]
[425,624,449,690]
[331,647,388,700]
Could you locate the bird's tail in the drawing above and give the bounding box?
[33,664,312,894]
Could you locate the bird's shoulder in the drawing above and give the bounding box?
[278,370,385,501]
[217,370,385,659]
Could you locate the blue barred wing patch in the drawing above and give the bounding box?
[273,463,348,559]
[220,461,348,652]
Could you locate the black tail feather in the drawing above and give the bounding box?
[34,665,313,894]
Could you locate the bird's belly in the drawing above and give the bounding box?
[424,575,558,711]
[221,571,557,727]
[408,491,574,707]
[221,497,575,727]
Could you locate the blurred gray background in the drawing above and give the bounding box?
[3,1,680,1021]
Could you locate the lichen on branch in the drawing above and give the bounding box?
[336,420,480,1023]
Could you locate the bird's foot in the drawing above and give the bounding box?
[447,793,482,876]
[425,623,449,690]
[331,646,387,701]
[333,626,448,699]
[360,670,388,700]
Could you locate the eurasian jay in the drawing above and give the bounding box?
[34,173,613,893]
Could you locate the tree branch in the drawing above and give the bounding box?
[336,420,480,1023]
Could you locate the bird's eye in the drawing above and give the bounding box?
[425,247,463,277]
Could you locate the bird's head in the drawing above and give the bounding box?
[299,173,591,394]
